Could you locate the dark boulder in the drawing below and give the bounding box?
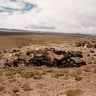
[53,50,66,55]
[13,59,19,67]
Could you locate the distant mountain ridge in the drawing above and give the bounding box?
[0,28,89,36]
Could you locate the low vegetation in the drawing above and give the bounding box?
[0,35,95,95]
[75,76,83,81]
[22,83,32,91]
[93,68,96,74]
[70,69,82,77]
[51,68,69,78]
[65,89,82,96]
[12,87,20,93]
[84,67,92,72]
[0,85,5,91]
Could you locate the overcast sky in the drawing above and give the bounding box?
[0,0,96,34]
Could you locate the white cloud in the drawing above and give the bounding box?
[0,0,96,34]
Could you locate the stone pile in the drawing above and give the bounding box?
[29,48,86,67]
[0,47,86,68]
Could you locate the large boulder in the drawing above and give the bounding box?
[71,57,86,67]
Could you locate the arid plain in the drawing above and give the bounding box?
[0,33,96,96]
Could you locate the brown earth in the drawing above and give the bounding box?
[0,34,95,51]
[0,34,96,96]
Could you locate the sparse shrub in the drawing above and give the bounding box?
[84,67,92,72]
[63,74,70,80]
[75,42,84,47]
[52,69,68,79]
[52,71,64,78]
[93,60,96,64]
[93,44,96,48]
[93,68,96,74]
[33,75,42,79]
[75,76,83,81]
[63,52,70,59]
[65,89,82,96]
[9,78,16,83]
[90,50,94,53]
[93,54,96,56]
[45,68,54,73]
[36,83,46,89]
[19,70,42,79]
[20,71,34,78]
[0,78,4,83]
[5,67,44,79]
[88,61,93,64]
[5,72,15,78]
[70,70,82,77]
[87,44,93,48]
[0,86,5,91]
[22,83,32,91]
[12,48,20,53]
[12,87,20,93]
[0,71,3,76]
[5,68,18,77]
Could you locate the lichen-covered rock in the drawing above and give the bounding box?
[54,54,64,61]
[71,57,86,67]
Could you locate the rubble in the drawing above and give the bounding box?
[75,40,96,48]
[0,45,86,68]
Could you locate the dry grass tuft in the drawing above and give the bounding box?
[12,87,20,93]
[93,68,96,74]
[70,69,82,77]
[4,67,43,79]
[22,83,32,91]
[65,89,82,96]
[9,78,16,83]
[0,71,3,76]
[51,68,69,79]
[75,76,83,81]
[84,67,92,72]
[18,67,43,79]
[0,85,5,91]
[0,78,4,83]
